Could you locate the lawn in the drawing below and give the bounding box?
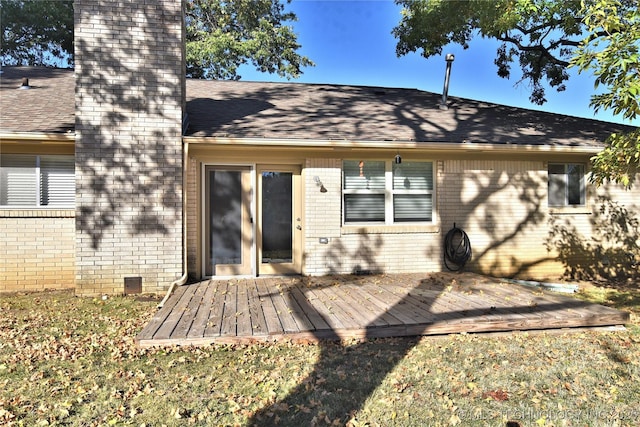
[1,279,639,427]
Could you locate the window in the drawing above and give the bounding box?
[548,163,585,207]
[0,154,75,207]
[343,160,434,224]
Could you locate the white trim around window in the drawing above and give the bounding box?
[0,154,75,208]
[342,160,435,225]
[548,163,586,207]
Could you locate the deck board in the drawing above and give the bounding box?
[203,281,227,337]
[136,273,630,347]
[289,284,332,331]
[254,278,285,335]
[298,286,347,331]
[187,280,219,339]
[219,281,238,336]
[236,282,253,337]
[311,285,362,330]
[153,284,197,340]
[264,279,303,333]
[171,283,207,339]
[245,279,269,336]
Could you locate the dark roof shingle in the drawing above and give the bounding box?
[185,80,635,147]
[1,67,634,149]
[1,67,75,134]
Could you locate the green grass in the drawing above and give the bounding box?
[1,284,640,426]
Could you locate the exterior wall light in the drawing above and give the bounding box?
[314,176,327,193]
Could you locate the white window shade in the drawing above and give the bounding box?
[344,194,385,222]
[393,162,433,221]
[392,162,433,190]
[343,160,434,224]
[343,161,386,223]
[0,154,75,208]
[40,156,75,206]
[0,155,37,206]
[394,194,433,222]
[343,160,385,190]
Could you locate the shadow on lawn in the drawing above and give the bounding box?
[246,272,631,426]
[248,278,432,426]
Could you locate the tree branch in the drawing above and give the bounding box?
[496,33,571,67]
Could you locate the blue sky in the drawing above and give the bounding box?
[238,0,638,126]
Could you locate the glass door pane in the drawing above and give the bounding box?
[261,172,293,263]
[205,167,252,276]
[257,165,301,275]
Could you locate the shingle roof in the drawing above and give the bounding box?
[0,67,75,134]
[1,66,635,148]
[185,80,635,148]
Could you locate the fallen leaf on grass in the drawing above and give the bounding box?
[482,389,509,401]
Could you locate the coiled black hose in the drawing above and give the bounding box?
[444,223,472,271]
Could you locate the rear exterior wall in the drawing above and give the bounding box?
[304,156,640,280]
[184,149,639,282]
[0,211,75,292]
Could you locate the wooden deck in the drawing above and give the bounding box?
[136,273,629,347]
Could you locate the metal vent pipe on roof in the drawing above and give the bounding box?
[19,77,30,89]
[439,54,455,110]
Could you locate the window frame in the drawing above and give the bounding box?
[342,159,435,225]
[0,153,75,208]
[547,162,586,208]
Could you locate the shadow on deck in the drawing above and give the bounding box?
[136,273,629,348]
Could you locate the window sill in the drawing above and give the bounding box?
[342,224,440,235]
[548,206,591,215]
[0,208,75,218]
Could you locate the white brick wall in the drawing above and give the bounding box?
[74,0,185,295]
[440,159,640,279]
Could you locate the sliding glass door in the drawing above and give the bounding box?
[203,164,301,277]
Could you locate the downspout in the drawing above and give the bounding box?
[158,136,190,308]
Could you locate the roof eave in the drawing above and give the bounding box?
[183,136,603,155]
[0,131,75,144]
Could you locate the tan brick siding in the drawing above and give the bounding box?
[186,155,199,279]
[304,158,342,239]
[0,211,75,292]
[302,158,443,275]
[439,160,640,280]
[303,157,640,280]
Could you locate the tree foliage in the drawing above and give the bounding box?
[0,0,313,80]
[0,0,74,67]
[393,0,586,105]
[185,0,313,79]
[394,0,639,187]
[572,0,639,188]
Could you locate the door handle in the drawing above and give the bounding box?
[296,225,302,230]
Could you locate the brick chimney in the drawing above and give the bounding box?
[74,0,186,295]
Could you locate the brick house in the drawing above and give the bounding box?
[1,0,638,295]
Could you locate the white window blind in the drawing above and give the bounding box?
[343,161,386,223]
[0,154,37,206]
[343,160,434,224]
[40,156,75,206]
[0,154,75,208]
[392,162,433,222]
